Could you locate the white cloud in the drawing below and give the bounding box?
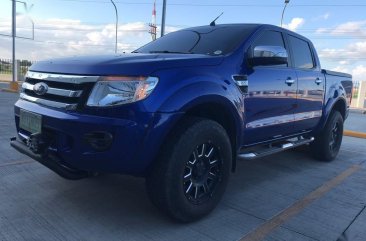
[322,13,330,20]
[331,66,349,73]
[0,17,181,60]
[283,18,305,31]
[316,20,366,37]
[339,60,349,65]
[332,20,366,37]
[352,65,366,81]
[313,13,330,21]
[316,19,366,78]
[86,32,104,44]
[315,28,328,34]
[329,65,366,82]
[318,40,366,65]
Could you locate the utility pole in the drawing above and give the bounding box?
[12,0,16,83]
[161,0,167,37]
[110,0,118,53]
[3,0,34,92]
[281,0,290,27]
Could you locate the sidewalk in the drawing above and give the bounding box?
[0,81,21,93]
[0,74,12,82]
[350,107,366,114]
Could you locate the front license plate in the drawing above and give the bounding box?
[19,109,42,134]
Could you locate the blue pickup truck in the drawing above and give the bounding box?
[11,24,352,222]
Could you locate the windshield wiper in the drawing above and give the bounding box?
[149,50,193,54]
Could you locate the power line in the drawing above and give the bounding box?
[25,0,366,7]
[0,34,140,48]
[0,27,149,32]
[1,34,365,56]
[2,24,366,33]
[3,30,366,40]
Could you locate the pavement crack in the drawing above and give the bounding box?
[0,160,34,168]
[223,203,266,221]
[336,205,366,241]
[281,226,321,241]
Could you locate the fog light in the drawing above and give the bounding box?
[83,131,113,151]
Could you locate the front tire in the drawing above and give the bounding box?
[311,111,344,162]
[146,118,232,222]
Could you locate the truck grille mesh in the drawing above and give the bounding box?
[20,71,99,110]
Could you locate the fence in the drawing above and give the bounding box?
[0,59,35,81]
[352,81,360,98]
[351,80,366,109]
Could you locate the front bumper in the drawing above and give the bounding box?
[12,99,180,176]
[10,137,89,180]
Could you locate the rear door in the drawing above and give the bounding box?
[287,34,324,132]
[243,30,298,145]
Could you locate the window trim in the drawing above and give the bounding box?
[248,30,291,69]
[286,34,317,70]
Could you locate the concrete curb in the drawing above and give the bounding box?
[344,130,366,139]
[349,108,366,114]
[1,88,18,93]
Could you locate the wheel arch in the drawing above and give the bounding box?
[317,97,347,132]
[184,101,241,172]
[155,79,244,172]
[149,95,243,174]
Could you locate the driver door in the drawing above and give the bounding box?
[242,30,298,145]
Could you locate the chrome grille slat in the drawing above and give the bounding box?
[22,82,83,97]
[21,71,100,110]
[20,93,78,110]
[26,71,100,84]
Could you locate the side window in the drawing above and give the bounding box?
[252,31,287,67]
[288,35,314,69]
[253,31,285,48]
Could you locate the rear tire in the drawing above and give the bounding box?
[146,118,232,222]
[311,111,343,162]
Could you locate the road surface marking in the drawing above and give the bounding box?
[344,130,366,139]
[239,164,362,241]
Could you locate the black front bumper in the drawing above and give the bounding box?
[10,137,89,180]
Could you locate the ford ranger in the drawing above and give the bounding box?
[10,24,353,222]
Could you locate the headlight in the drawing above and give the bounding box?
[86,76,159,107]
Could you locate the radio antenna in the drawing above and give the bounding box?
[210,12,224,26]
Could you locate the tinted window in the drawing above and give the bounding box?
[253,31,285,48]
[252,31,287,67]
[135,26,257,55]
[288,36,314,69]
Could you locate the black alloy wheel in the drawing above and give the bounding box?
[311,111,344,162]
[329,121,342,152]
[183,142,222,204]
[146,118,232,222]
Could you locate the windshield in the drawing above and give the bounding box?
[134,25,257,56]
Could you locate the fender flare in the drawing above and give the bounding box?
[317,96,347,132]
[145,80,244,172]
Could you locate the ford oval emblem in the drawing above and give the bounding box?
[33,82,48,95]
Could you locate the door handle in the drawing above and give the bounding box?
[315,78,322,85]
[285,78,295,86]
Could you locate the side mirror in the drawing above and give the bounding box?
[249,46,288,67]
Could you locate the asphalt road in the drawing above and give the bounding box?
[0,90,366,241]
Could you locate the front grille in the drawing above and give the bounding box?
[20,71,100,110]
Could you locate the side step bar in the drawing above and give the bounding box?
[238,137,314,160]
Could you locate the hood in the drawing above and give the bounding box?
[29,53,224,76]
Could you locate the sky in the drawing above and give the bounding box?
[1,0,366,81]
